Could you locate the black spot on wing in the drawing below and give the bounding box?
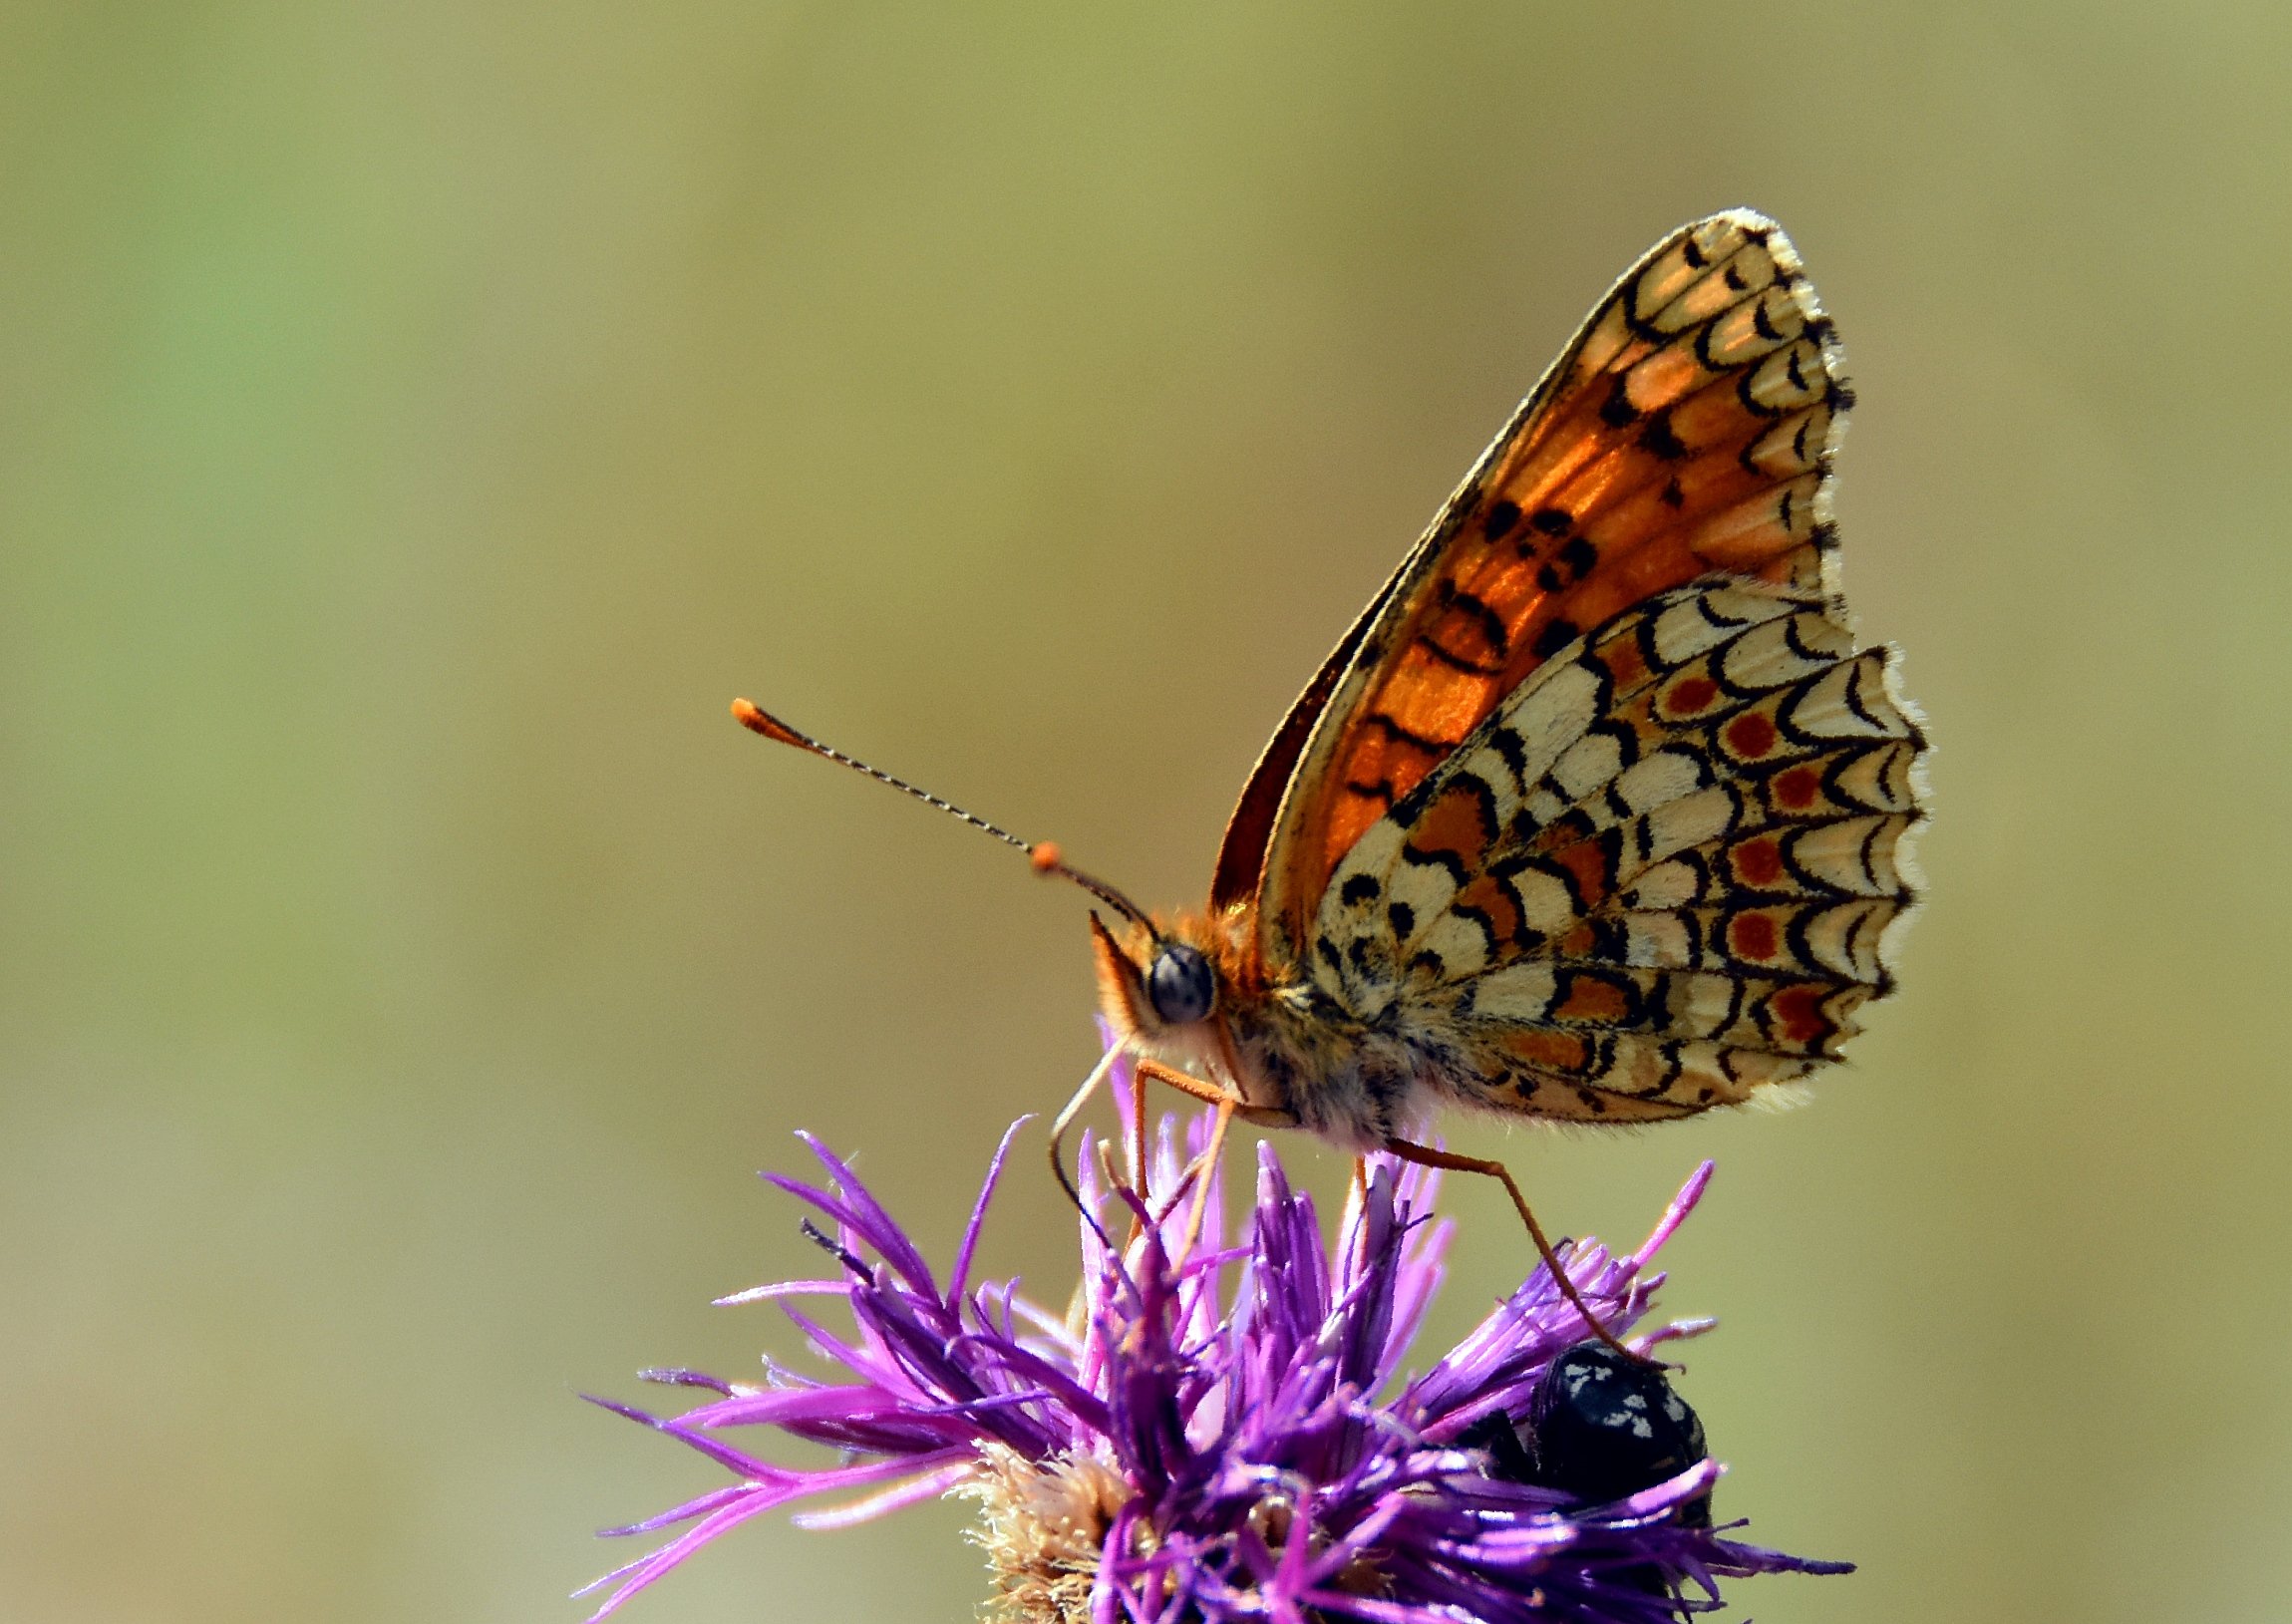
[1580,916,1630,963]
[1530,618,1581,660]
[1485,725,1528,782]
[1598,373,1640,428]
[1536,535,1599,593]
[1638,409,1688,462]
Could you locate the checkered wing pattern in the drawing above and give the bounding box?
[1224,211,1861,972]
[1309,577,1926,1120]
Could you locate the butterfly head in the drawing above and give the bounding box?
[1087,908,1267,1082]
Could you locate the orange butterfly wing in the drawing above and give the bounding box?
[1212,211,1854,970]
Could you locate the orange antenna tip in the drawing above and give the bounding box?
[730,698,811,751]
[1030,842,1063,874]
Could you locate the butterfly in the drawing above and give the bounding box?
[736,210,1927,1341]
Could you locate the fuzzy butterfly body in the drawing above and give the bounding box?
[1092,210,1927,1150]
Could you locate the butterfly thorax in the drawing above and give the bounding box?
[1095,907,1460,1152]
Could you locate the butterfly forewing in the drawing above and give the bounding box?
[1225,211,1857,970]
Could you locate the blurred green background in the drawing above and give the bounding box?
[5,4,2288,1621]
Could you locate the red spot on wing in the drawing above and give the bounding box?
[1666,676,1719,715]
[1773,765,1820,810]
[1768,984,1833,1048]
[1726,712,1779,759]
[1733,837,1785,887]
[1730,912,1780,960]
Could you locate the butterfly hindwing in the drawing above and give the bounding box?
[1224,211,1856,968]
[1308,577,1925,1120]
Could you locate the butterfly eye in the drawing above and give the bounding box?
[1145,943,1216,1026]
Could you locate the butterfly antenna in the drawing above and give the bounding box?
[731,699,1155,930]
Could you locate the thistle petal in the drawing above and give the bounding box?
[582,1041,1849,1621]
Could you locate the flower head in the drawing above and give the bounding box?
[582,1054,1847,1620]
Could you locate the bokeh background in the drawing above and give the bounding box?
[6,5,2289,1621]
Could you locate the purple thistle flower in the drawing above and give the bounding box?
[581,1052,1848,1621]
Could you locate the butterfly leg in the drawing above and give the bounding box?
[1130,1055,1150,1199]
[1172,1094,1238,1257]
[1129,1055,1240,1110]
[1131,1058,1289,1257]
[1380,1137,1644,1364]
[1131,1058,1238,1253]
[1046,1046,1128,1238]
